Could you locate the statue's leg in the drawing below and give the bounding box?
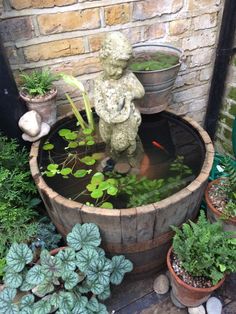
[99,119,112,144]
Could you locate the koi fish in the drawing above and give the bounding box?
[152,140,169,154]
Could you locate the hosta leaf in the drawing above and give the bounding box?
[33,300,51,314]
[76,248,98,272]
[60,168,72,176]
[73,169,89,178]
[62,271,79,290]
[86,297,99,312]
[86,258,112,287]
[26,265,45,285]
[6,243,33,273]
[40,250,62,277]
[67,223,101,251]
[56,248,76,272]
[97,285,111,301]
[91,189,103,199]
[4,272,22,288]
[0,288,18,314]
[37,280,54,297]
[110,256,133,285]
[58,292,74,311]
[19,294,34,308]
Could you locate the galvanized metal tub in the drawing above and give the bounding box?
[132,43,183,114]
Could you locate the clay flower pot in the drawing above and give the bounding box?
[20,88,57,126]
[205,178,236,233]
[167,246,225,307]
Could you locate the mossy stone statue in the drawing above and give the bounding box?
[94,32,145,168]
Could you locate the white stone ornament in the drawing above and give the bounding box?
[22,122,50,142]
[18,110,42,137]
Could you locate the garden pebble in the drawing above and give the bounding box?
[170,289,186,308]
[22,122,50,142]
[153,274,170,294]
[206,297,222,314]
[188,305,206,314]
[18,110,42,137]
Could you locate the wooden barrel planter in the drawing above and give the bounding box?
[30,112,214,273]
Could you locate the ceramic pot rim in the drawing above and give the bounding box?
[20,88,57,103]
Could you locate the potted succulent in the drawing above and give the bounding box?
[0,222,133,313]
[129,43,182,114]
[205,156,236,233]
[19,69,58,126]
[167,210,236,307]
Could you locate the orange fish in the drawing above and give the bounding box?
[152,140,169,154]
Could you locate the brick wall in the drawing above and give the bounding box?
[0,0,224,124]
[215,49,236,156]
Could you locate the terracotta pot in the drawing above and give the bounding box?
[167,246,225,307]
[205,178,236,234]
[20,88,57,126]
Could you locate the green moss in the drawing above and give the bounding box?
[129,52,179,71]
[229,103,236,116]
[220,113,234,128]
[223,128,232,140]
[228,87,236,101]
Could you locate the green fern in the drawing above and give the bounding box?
[222,156,236,199]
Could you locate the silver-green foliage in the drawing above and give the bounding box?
[172,210,236,285]
[1,223,133,313]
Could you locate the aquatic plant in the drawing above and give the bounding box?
[0,223,133,313]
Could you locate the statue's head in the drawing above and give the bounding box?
[100,32,132,80]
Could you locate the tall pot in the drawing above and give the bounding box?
[131,43,182,114]
[20,88,57,126]
[167,246,225,307]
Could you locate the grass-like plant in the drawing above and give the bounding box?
[172,210,236,285]
[0,223,133,313]
[20,69,58,97]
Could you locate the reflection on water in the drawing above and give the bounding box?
[39,112,205,207]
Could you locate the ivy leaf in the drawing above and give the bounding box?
[58,292,74,311]
[19,294,35,308]
[36,280,54,297]
[50,292,62,310]
[100,202,113,209]
[67,223,101,251]
[33,300,51,314]
[4,272,23,288]
[80,156,96,166]
[62,271,79,290]
[73,169,89,178]
[20,306,33,314]
[97,285,111,301]
[6,243,33,273]
[96,303,108,314]
[0,288,19,314]
[88,280,104,295]
[20,280,35,292]
[91,189,103,199]
[110,256,133,285]
[60,168,72,176]
[72,307,88,314]
[72,292,88,311]
[76,248,98,272]
[40,250,62,278]
[26,265,45,285]
[86,258,112,287]
[86,297,99,312]
[43,143,54,151]
[56,248,76,272]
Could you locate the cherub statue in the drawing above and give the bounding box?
[94,32,145,167]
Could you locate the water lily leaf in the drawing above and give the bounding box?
[60,168,72,176]
[68,141,79,148]
[76,248,98,273]
[106,178,117,186]
[33,299,51,314]
[4,272,22,288]
[83,128,93,135]
[26,265,45,285]
[110,255,133,285]
[6,243,33,273]
[47,164,58,171]
[107,186,118,196]
[97,285,111,301]
[44,171,56,177]
[86,183,96,192]
[59,129,71,137]
[56,248,76,272]
[99,181,110,191]
[67,223,101,251]
[43,143,54,151]
[91,189,103,199]
[86,258,112,287]
[65,132,77,141]
[62,271,79,290]
[80,156,96,166]
[86,141,95,146]
[91,172,104,185]
[91,153,104,160]
[79,141,86,146]
[0,288,18,314]
[100,202,113,209]
[73,169,89,178]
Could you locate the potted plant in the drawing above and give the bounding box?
[0,222,133,313]
[205,156,236,233]
[129,43,183,114]
[19,69,58,126]
[167,210,236,307]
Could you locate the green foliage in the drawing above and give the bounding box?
[222,156,236,200]
[1,223,133,313]
[0,135,39,274]
[129,52,179,71]
[172,211,236,285]
[20,69,58,96]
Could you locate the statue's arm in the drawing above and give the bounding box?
[94,80,111,123]
[127,72,145,100]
